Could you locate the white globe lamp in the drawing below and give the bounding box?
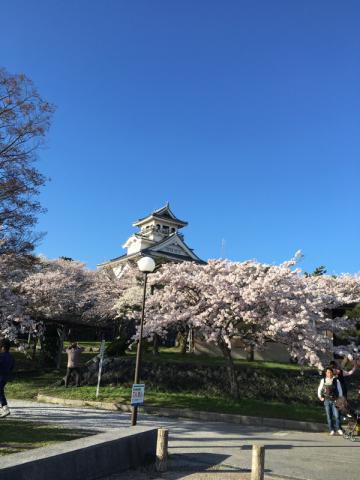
[137,256,156,273]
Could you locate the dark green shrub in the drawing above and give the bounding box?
[106,337,128,356]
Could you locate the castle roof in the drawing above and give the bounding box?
[133,203,188,228]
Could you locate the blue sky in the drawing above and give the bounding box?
[1,0,360,274]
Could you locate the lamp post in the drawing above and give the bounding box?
[131,256,156,426]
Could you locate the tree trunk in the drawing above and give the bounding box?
[31,336,38,360]
[247,344,255,361]
[218,338,239,400]
[176,326,189,355]
[187,327,194,353]
[152,333,160,355]
[56,325,65,369]
[40,323,60,367]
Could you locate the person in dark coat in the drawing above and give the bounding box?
[0,338,15,418]
[330,360,357,399]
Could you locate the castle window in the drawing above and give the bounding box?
[171,227,175,233]
[156,224,161,231]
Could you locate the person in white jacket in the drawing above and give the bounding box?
[318,367,343,435]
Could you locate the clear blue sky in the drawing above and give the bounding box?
[1,0,359,274]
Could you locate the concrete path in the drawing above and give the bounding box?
[7,399,360,480]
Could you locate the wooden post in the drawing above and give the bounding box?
[251,444,265,480]
[156,428,168,472]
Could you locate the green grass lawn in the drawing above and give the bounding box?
[39,341,307,370]
[64,340,111,351]
[0,419,95,456]
[135,347,309,371]
[7,347,325,425]
[36,384,325,423]
[8,350,96,399]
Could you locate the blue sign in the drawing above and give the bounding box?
[131,384,145,406]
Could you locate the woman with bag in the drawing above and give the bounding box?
[318,367,344,436]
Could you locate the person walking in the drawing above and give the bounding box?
[318,366,343,435]
[64,342,84,387]
[0,338,15,418]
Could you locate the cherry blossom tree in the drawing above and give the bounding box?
[0,254,37,343]
[113,262,144,319]
[21,257,121,365]
[308,273,360,308]
[111,262,148,354]
[22,257,121,323]
[142,256,360,399]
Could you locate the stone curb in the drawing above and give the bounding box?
[36,394,327,433]
[37,394,131,411]
[0,426,157,480]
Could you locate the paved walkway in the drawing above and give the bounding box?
[8,399,360,480]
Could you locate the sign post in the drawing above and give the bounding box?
[96,339,106,399]
[131,384,145,407]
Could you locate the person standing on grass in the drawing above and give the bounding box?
[0,338,15,418]
[318,366,343,436]
[64,342,84,387]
